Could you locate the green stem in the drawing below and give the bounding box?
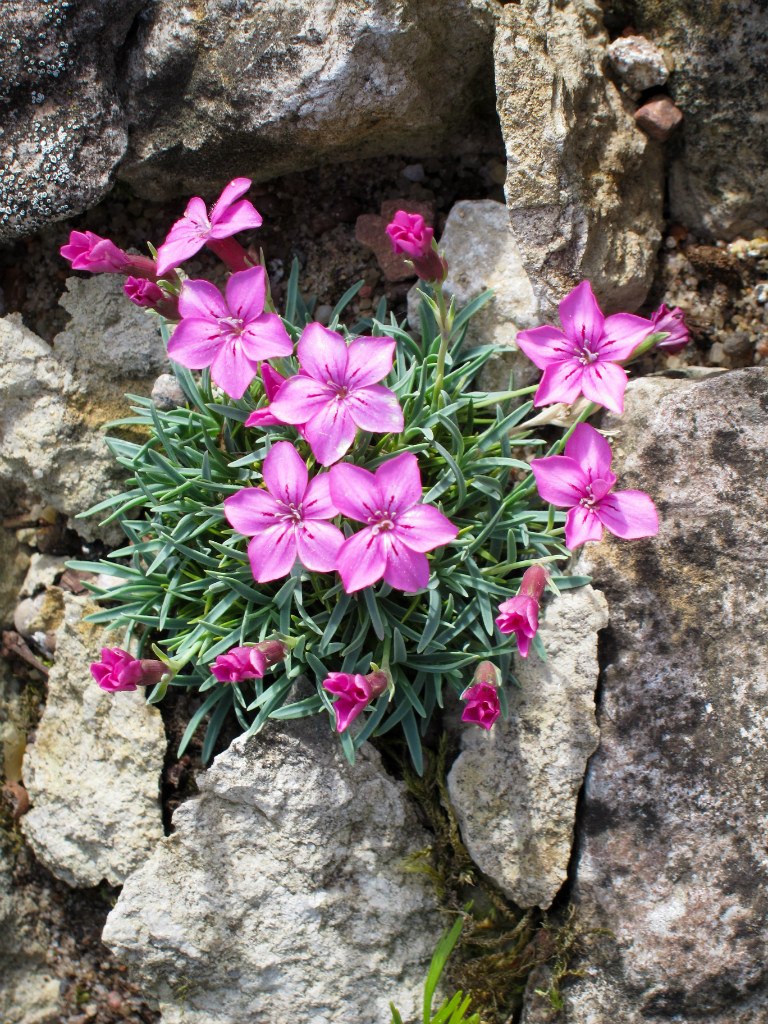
[470,385,538,409]
[430,286,451,412]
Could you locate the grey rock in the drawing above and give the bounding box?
[103,720,442,1024]
[522,369,768,1022]
[118,0,497,199]
[151,373,187,411]
[22,594,165,887]
[606,35,669,93]
[448,586,608,910]
[0,0,145,243]
[494,1,664,316]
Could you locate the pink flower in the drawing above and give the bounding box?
[651,303,689,354]
[516,281,657,415]
[461,664,502,729]
[322,670,388,732]
[125,277,164,307]
[244,364,290,429]
[385,210,446,281]
[211,641,286,683]
[167,266,292,400]
[269,323,404,466]
[495,565,548,658]
[90,648,165,693]
[156,178,263,276]
[531,422,658,549]
[329,452,457,593]
[60,231,157,278]
[224,441,345,583]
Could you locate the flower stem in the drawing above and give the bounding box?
[430,285,452,412]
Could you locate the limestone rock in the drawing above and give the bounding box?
[448,586,608,910]
[21,594,165,887]
[606,35,669,93]
[522,369,768,1022]
[0,0,145,243]
[118,0,497,199]
[494,1,664,316]
[103,720,442,1024]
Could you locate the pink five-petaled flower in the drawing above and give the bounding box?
[156,177,263,276]
[516,281,657,415]
[223,441,345,583]
[167,265,292,400]
[211,641,287,683]
[90,648,165,693]
[495,564,549,658]
[460,664,502,730]
[322,671,389,733]
[531,422,659,550]
[269,323,404,466]
[329,452,457,594]
[60,231,157,278]
[651,303,690,354]
[385,210,446,282]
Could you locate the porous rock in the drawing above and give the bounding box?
[606,35,669,93]
[103,719,442,1024]
[494,1,664,316]
[448,586,608,910]
[21,593,165,888]
[521,369,768,1022]
[118,0,497,199]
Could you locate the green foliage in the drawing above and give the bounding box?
[74,266,573,768]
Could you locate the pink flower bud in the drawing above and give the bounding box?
[90,648,165,693]
[385,210,446,282]
[460,673,501,730]
[124,277,165,308]
[61,231,131,274]
[651,303,690,354]
[322,670,389,732]
[495,565,548,658]
[211,640,287,683]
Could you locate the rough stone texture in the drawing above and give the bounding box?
[0,0,145,243]
[521,368,768,1023]
[448,586,608,910]
[635,96,684,143]
[494,1,664,316]
[0,276,166,539]
[606,35,669,93]
[628,0,768,238]
[0,526,29,627]
[103,719,442,1024]
[118,0,497,199]
[21,593,165,888]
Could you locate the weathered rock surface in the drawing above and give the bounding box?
[103,720,442,1024]
[22,593,165,888]
[0,0,145,243]
[0,276,166,539]
[118,0,496,199]
[628,0,768,238]
[606,35,669,94]
[448,586,608,910]
[522,368,768,1022]
[494,1,663,316]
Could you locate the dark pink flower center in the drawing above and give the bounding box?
[576,325,600,365]
[278,501,303,524]
[369,509,395,535]
[327,381,350,401]
[218,315,244,336]
[579,484,598,510]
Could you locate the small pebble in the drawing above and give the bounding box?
[755,282,768,303]
[607,34,669,92]
[314,303,333,324]
[401,163,425,182]
[151,373,187,410]
[708,341,727,365]
[635,96,684,142]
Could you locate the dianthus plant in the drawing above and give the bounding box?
[65,180,678,771]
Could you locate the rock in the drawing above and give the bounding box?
[606,35,669,93]
[494,1,664,316]
[151,373,187,411]
[448,586,608,910]
[0,527,29,627]
[21,593,165,888]
[628,0,768,238]
[356,199,435,282]
[522,369,768,1022]
[118,0,497,199]
[0,0,146,243]
[103,719,442,1024]
[18,553,68,598]
[635,95,684,142]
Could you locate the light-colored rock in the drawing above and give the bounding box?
[606,35,669,93]
[18,553,68,598]
[448,586,608,909]
[22,593,165,887]
[494,1,664,316]
[0,526,29,626]
[103,719,442,1024]
[522,369,768,1023]
[118,0,497,199]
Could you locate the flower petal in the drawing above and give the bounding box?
[270,375,335,425]
[329,464,380,522]
[297,323,349,385]
[515,325,576,368]
[303,473,339,520]
[247,525,299,582]
[239,315,294,361]
[374,452,422,516]
[395,505,458,553]
[534,360,584,407]
[530,456,588,508]
[580,360,628,415]
[345,385,404,434]
[564,423,613,480]
[156,199,210,275]
[559,281,605,347]
[565,506,604,549]
[167,319,222,369]
[295,520,345,572]
[382,535,430,592]
[208,198,263,237]
[210,337,259,399]
[345,337,396,388]
[225,266,266,321]
[224,488,282,535]
[596,490,659,540]
[337,529,387,592]
[303,401,357,466]
[262,441,308,505]
[209,178,251,217]
[600,313,656,360]
[178,279,228,321]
